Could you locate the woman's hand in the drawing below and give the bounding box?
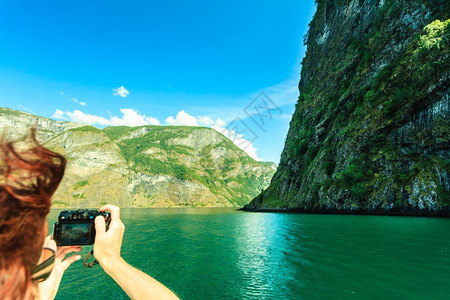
[38,236,82,300]
[93,204,125,267]
[93,205,179,299]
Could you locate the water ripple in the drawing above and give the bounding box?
[47,209,450,299]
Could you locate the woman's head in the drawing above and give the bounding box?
[0,129,66,299]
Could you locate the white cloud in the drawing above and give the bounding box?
[52,107,261,160]
[70,97,87,106]
[146,116,160,126]
[52,108,160,126]
[197,116,215,126]
[60,91,64,95]
[166,110,260,160]
[66,110,110,125]
[113,86,130,98]
[110,108,160,126]
[213,124,260,161]
[52,109,66,119]
[165,111,228,129]
[166,110,199,126]
[215,118,226,127]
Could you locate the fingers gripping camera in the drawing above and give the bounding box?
[53,209,111,246]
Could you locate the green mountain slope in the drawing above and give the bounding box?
[245,0,449,215]
[0,108,275,208]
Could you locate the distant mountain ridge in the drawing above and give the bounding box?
[0,107,276,208]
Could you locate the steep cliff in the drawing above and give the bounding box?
[245,0,449,215]
[0,107,275,208]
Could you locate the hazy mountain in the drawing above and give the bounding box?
[0,107,276,208]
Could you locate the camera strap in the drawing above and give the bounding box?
[83,250,99,268]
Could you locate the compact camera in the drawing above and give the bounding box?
[53,209,111,246]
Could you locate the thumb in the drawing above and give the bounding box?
[60,254,81,271]
[95,216,106,239]
[45,238,57,252]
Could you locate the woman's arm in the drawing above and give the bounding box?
[94,205,179,300]
[38,237,82,300]
[99,256,178,300]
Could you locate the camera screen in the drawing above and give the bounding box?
[60,223,90,245]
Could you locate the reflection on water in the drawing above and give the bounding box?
[48,208,450,299]
[234,212,304,298]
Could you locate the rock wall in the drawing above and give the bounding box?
[245,0,449,215]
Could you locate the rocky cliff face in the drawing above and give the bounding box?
[245,0,449,215]
[0,108,275,208]
[0,107,83,141]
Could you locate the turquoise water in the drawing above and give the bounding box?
[48,208,450,299]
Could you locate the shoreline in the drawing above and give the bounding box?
[49,206,239,210]
[239,207,450,218]
[49,207,450,217]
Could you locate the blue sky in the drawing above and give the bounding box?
[0,0,316,162]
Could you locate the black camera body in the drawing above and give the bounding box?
[53,209,111,246]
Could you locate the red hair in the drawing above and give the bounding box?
[0,129,66,299]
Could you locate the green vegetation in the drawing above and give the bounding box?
[0,107,27,117]
[251,0,449,211]
[73,180,89,190]
[104,125,275,206]
[113,127,198,181]
[335,159,373,200]
[353,19,450,126]
[69,125,101,133]
[1,106,276,208]
[103,126,142,140]
[103,125,199,141]
[72,193,85,199]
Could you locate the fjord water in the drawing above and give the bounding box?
[48,208,450,299]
